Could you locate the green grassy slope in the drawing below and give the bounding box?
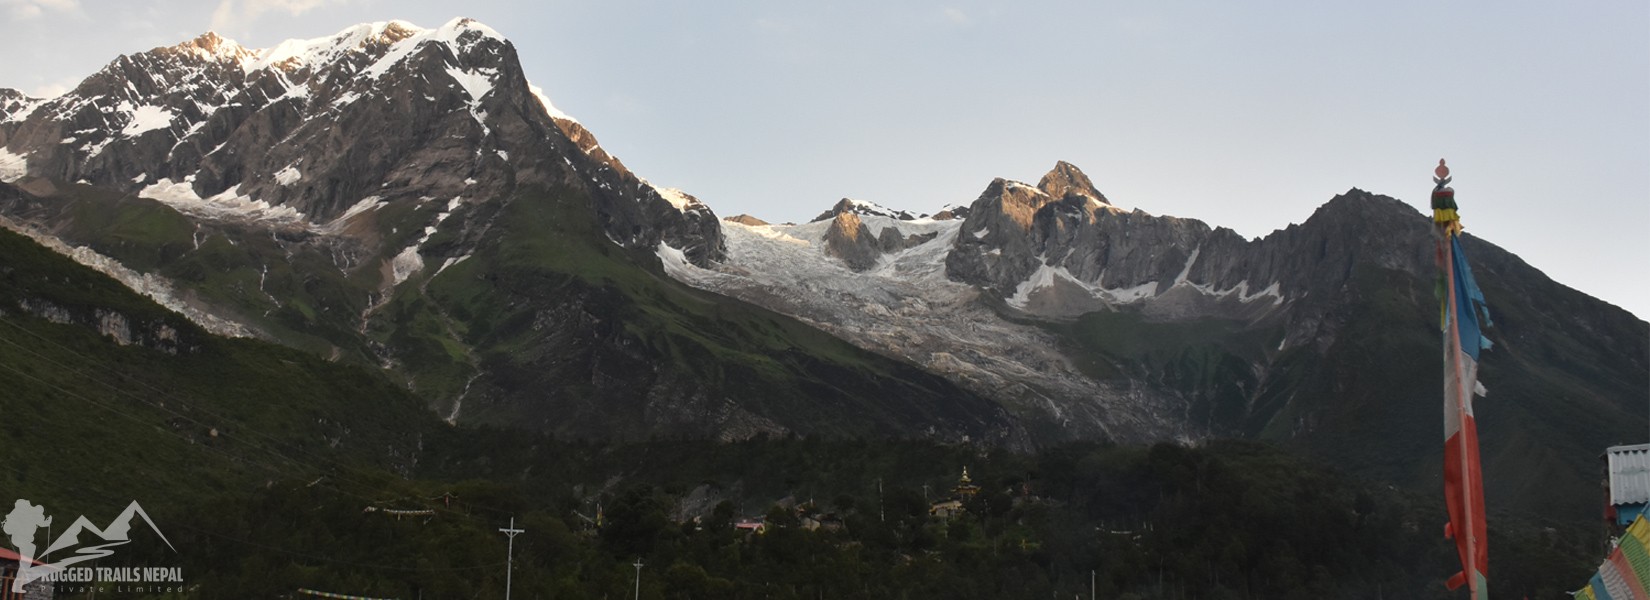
[0,225,438,520]
[0,180,386,359]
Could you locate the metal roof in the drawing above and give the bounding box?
[1608,443,1650,506]
[0,547,46,566]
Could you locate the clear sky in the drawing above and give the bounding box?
[2,0,1646,319]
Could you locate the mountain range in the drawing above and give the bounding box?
[1,18,1644,521]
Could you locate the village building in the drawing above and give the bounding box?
[929,466,981,520]
[928,499,964,520]
[733,518,766,535]
[0,548,53,600]
[800,512,844,532]
[1606,443,1650,526]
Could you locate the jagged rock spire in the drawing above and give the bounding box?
[1037,161,1109,205]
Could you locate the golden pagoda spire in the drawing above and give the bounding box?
[955,466,980,499]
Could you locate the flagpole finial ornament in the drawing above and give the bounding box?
[1432,159,1461,234]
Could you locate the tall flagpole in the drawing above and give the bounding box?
[1433,158,1489,599]
[1445,223,1479,598]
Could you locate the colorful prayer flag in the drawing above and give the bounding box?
[1435,165,1491,599]
[1574,515,1650,599]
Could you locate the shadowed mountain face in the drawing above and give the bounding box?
[0,20,1644,522]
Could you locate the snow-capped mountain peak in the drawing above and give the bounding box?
[230,18,504,76]
[239,20,415,74]
[810,197,917,223]
[168,31,257,65]
[0,17,538,224]
[0,16,724,268]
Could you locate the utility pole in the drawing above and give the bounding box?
[1090,569,1095,600]
[499,517,524,600]
[877,478,884,523]
[633,557,645,600]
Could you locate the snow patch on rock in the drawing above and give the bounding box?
[1174,247,1200,284]
[656,242,696,277]
[2,97,44,123]
[1006,262,1062,309]
[331,90,363,108]
[0,147,27,182]
[2,221,253,338]
[445,66,495,102]
[1170,277,1284,305]
[386,196,466,287]
[435,254,471,277]
[274,164,301,185]
[654,186,693,211]
[317,195,385,234]
[390,245,424,286]
[1005,262,1159,309]
[119,103,175,137]
[529,84,576,123]
[841,198,902,219]
[333,196,385,223]
[139,177,308,224]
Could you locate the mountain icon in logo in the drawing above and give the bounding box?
[3,499,174,592]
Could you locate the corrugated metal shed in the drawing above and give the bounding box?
[1608,443,1650,506]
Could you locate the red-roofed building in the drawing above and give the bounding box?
[0,548,53,600]
[733,518,766,535]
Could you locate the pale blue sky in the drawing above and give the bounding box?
[2,0,1646,318]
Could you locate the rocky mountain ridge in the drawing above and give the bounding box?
[661,160,1647,520]
[0,19,1014,444]
[0,19,723,265]
[811,197,918,223]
